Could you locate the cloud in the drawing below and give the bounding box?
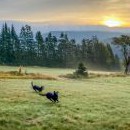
[0,0,129,26]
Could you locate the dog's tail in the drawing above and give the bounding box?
[40,86,45,91]
[31,81,33,87]
[39,93,46,96]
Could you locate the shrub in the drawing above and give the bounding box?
[75,63,88,77]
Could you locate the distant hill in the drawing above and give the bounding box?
[0,20,130,34]
[44,31,123,58]
[1,20,128,42]
[47,31,124,42]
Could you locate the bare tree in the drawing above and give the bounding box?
[113,35,130,74]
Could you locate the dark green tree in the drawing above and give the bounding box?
[35,31,46,65]
[19,25,35,65]
[76,63,88,76]
[57,33,77,67]
[0,23,14,64]
[45,33,58,66]
[11,25,20,64]
[81,39,88,63]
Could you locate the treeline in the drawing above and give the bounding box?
[0,23,120,69]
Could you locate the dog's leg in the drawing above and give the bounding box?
[34,89,38,93]
[49,98,54,102]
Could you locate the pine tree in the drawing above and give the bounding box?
[35,31,46,65]
[75,63,88,76]
[19,25,35,65]
[57,33,74,67]
[11,25,20,64]
[0,23,14,64]
[81,39,88,63]
[0,23,121,69]
[45,33,58,66]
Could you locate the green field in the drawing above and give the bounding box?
[0,66,130,130]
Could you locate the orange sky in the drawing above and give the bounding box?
[0,0,130,27]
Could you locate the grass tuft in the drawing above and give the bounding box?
[0,71,57,80]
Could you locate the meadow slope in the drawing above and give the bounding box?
[0,66,130,130]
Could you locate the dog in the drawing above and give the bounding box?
[31,81,44,93]
[39,91,59,102]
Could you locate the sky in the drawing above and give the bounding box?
[0,0,130,26]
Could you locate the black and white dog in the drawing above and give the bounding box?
[31,81,44,93]
[40,91,59,102]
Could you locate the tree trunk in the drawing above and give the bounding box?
[123,48,129,75]
[125,65,129,74]
[124,60,130,75]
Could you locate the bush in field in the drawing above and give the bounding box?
[75,63,88,77]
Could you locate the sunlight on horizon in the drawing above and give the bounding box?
[103,18,123,27]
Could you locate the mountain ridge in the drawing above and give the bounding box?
[0,20,130,34]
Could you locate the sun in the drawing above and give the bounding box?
[104,19,122,27]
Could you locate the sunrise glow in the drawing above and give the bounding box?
[104,19,122,27]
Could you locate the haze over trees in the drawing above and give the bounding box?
[0,23,120,70]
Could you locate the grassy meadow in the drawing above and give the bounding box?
[0,66,130,130]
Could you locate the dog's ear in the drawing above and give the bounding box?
[41,86,44,88]
[54,91,59,94]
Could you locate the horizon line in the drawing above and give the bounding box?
[0,19,130,28]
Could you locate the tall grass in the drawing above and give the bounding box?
[0,71,57,80]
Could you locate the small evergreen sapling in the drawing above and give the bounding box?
[75,63,88,77]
